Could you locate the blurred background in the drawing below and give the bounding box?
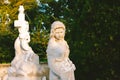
[0,0,120,80]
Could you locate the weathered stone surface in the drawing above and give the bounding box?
[0,64,9,80]
[6,5,49,80]
[46,21,76,80]
[0,63,49,80]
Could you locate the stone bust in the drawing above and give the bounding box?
[46,21,76,80]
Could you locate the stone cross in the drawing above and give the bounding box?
[14,5,29,34]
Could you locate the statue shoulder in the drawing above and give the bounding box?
[63,40,69,49]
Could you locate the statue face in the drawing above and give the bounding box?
[54,28,65,40]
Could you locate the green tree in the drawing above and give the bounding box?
[37,0,120,80]
[0,0,48,62]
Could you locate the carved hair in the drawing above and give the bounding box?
[50,21,66,38]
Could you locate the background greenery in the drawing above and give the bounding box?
[0,0,120,80]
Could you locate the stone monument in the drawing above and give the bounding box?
[7,5,47,80]
[46,21,76,80]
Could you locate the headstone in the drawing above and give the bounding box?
[46,21,76,80]
[7,5,45,80]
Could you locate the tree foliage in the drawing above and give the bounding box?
[0,0,48,62]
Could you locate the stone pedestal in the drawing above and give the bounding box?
[8,76,43,80]
[0,63,49,80]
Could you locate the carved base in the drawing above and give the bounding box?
[7,76,45,80]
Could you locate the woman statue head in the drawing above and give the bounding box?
[50,21,66,41]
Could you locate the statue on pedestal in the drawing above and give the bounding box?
[46,21,76,80]
[7,5,41,79]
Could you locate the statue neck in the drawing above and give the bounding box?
[55,39,64,42]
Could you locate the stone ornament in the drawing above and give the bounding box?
[46,21,76,80]
[7,5,46,80]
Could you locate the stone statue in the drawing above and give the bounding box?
[7,5,42,79]
[46,21,76,80]
[13,5,34,63]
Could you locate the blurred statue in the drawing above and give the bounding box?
[4,0,10,4]
[46,21,76,80]
[14,5,34,63]
[7,5,40,78]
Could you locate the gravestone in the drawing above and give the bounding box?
[7,5,48,80]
